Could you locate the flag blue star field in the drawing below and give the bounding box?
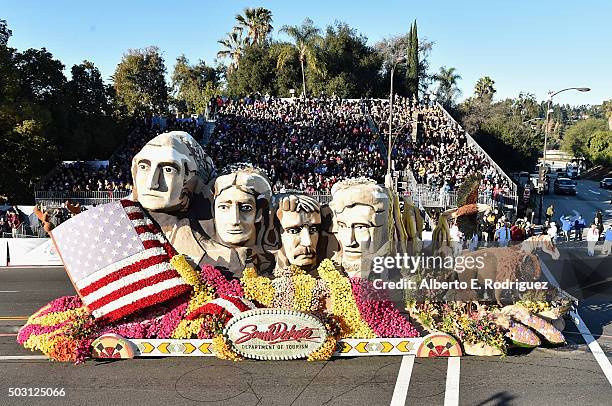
[51,200,191,322]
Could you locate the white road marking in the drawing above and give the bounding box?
[0,355,48,360]
[571,311,612,387]
[444,357,460,406]
[389,355,415,406]
[540,261,612,387]
[589,190,601,195]
[0,291,20,293]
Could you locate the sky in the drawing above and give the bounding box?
[3,0,611,106]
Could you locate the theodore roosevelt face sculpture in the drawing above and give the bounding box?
[213,166,272,247]
[329,178,391,273]
[131,131,214,213]
[276,194,321,269]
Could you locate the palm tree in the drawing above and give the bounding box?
[217,29,246,74]
[602,99,612,131]
[434,66,462,108]
[278,18,322,97]
[474,76,496,102]
[234,7,273,45]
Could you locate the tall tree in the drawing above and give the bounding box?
[112,46,168,115]
[0,18,11,46]
[171,55,219,114]
[375,33,410,97]
[65,61,109,115]
[474,76,496,102]
[278,18,322,97]
[406,20,419,99]
[602,99,612,131]
[14,48,66,103]
[434,66,462,108]
[234,7,273,45]
[217,29,246,74]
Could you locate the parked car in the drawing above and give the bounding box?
[600,178,612,189]
[554,178,577,195]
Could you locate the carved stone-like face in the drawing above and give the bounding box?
[335,204,384,265]
[214,186,258,247]
[134,144,186,211]
[279,210,321,267]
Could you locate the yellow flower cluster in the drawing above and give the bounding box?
[29,307,89,327]
[241,267,275,307]
[212,334,242,361]
[307,335,337,361]
[172,318,206,339]
[171,255,201,289]
[317,259,374,339]
[292,273,317,312]
[23,333,61,358]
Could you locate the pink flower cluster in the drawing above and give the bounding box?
[200,264,243,297]
[350,278,419,338]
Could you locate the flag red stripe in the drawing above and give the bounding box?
[98,284,191,323]
[135,224,161,235]
[127,212,144,220]
[87,269,180,310]
[120,200,138,208]
[142,239,164,249]
[79,254,168,297]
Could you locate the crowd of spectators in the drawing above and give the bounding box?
[209,96,383,193]
[37,115,206,194]
[367,95,512,197]
[36,95,513,202]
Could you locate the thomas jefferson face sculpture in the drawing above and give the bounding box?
[276,194,321,269]
[329,178,390,272]
[213,167,272,247]
[131,131,215,212]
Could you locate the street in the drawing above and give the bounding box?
[542,179,611,227]
[1,265,611,406]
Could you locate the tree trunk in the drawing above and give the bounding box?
[608,115,612,132]
[300,58,306,98]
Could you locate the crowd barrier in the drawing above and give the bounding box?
[0,238,62,267]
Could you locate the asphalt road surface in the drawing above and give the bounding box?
[1,265,611,406]
[542,179,611,226]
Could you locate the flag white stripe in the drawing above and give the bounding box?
[124,206,141,214]
[82,262,174,303]
[131,218,154,228]
[91,277,186,318]
[138,232,166,243]
[211,298,244,316]
[75,247,167,289]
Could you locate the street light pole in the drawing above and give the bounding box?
[387,56,406,177]
[537,87,590,224]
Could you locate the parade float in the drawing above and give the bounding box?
[18,131,571,363]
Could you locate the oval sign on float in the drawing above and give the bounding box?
[224,308,327,360]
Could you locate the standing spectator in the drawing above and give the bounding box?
[7,207,23,238]
[586,224,600,256]
[559,216,572,242]
[595,210,604,239]
[495,221,511,247]
[0,216,9,237]
[573,214,585,241]
[602,225,612,256]
[547,221,558,244]
[546,204,555,223]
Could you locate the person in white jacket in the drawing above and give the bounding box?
[586,223,600,256]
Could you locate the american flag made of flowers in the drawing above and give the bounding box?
[51,200,191,323]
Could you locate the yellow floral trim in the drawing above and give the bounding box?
[292,274,316,312]
[172,318,206,339]
[212,334,242,361]
[240,267,275,307]
[171,255,202,290]
[307,335,337,361]
[317,259,374,339]
[29,307,89,327]
[186,289,215,315]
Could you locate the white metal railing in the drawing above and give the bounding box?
[34,190,131,207]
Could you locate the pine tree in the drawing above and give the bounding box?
[407,20,419,99]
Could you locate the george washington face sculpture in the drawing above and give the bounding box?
[131,131,215,213]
